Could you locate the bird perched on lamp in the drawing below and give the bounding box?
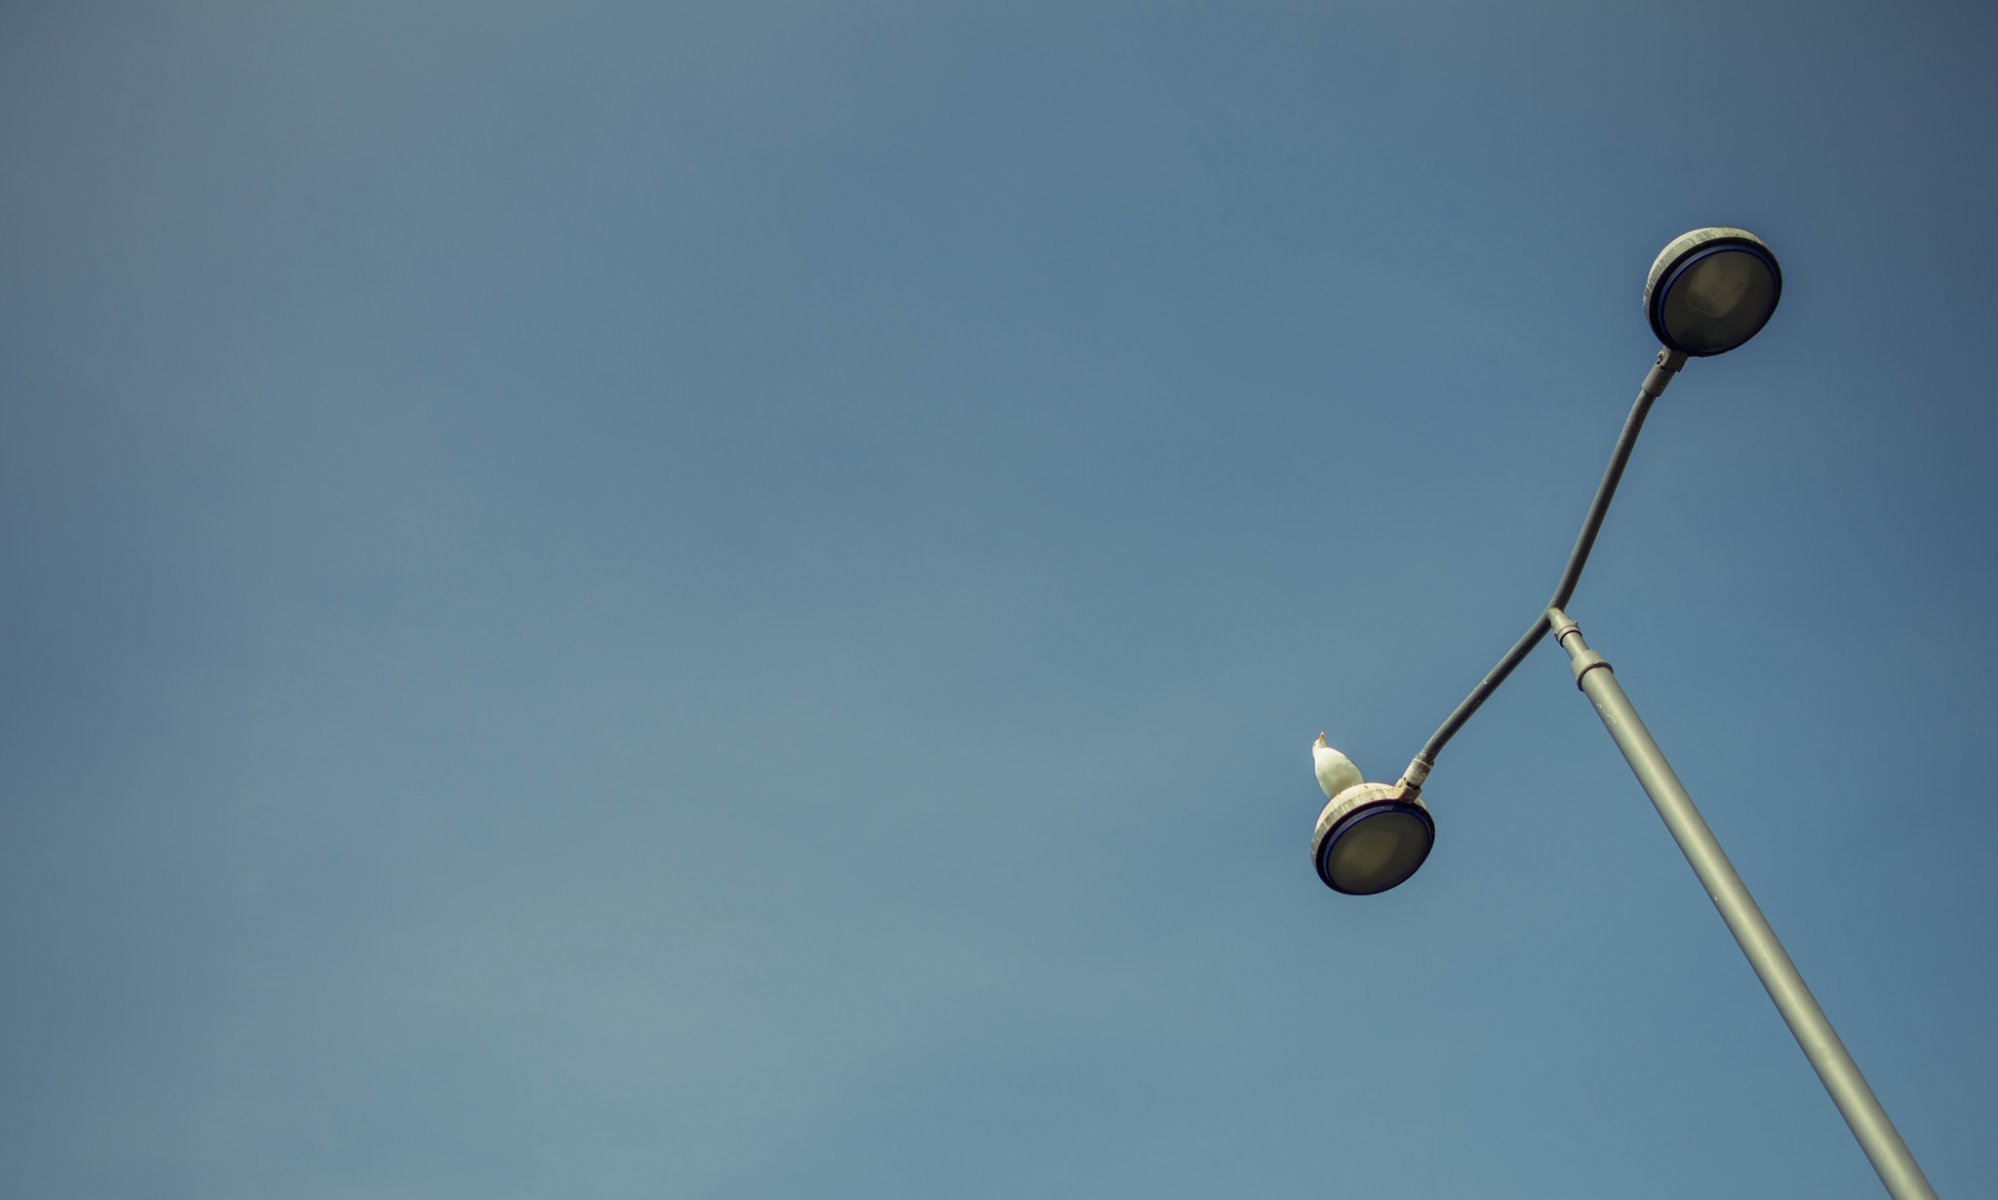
[1312,733,1363,801]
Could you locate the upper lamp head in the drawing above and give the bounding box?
[1312,782,1435,895]
[1644,227,1782,357]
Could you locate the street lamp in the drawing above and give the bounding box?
[1311,228,1936,1199]
[1311,781,1433,895]
[1645,226,1783,356]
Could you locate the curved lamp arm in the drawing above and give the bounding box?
[1395,347,1688,795]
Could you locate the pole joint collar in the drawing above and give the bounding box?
[1546,605,1613,689]
[1640,347,1689,399]
[1395,756,1433,799]
[1569,648,1613,690]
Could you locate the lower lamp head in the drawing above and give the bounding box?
[1312,782,1436,895]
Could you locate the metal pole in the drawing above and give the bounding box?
[1401,350,1687,793]
[1544,607,1936,1198]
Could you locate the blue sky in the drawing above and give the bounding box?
[4,2,1995,1196]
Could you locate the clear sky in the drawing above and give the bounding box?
[4,2,1995,1197]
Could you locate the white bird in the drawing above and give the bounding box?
[1312,733,1363,801]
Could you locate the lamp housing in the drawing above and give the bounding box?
[1312,782,1435,895]
[1644,227,1782,357]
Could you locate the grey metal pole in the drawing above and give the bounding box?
[1545,606,1936,1199]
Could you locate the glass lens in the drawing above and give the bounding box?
[1684,252,1755,318]
[1660,249,1777,355]
[1326,808,1431,894]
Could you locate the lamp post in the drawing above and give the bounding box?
[1311,228,1938,1199]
